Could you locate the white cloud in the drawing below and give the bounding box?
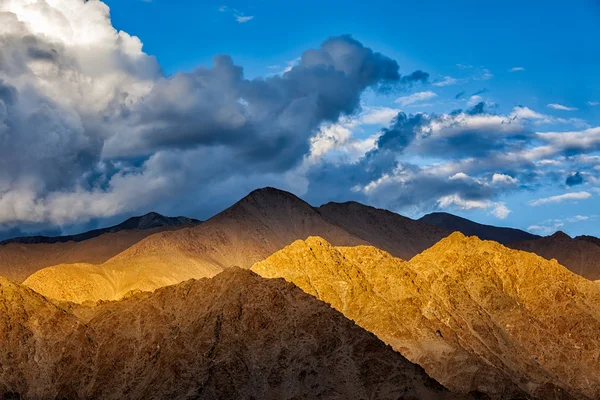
[510,106,587,127]
[235,15,254,23]
[588,101,599,106]
[548,103,578,111]
[527,223,564,235]
[395,91,437,106]
[456,63,472,69]
[529,191,592,206]
[481,69,494,80]
[359,107,400,125]
[437,195,510,219]
[509,67,525,72]
[492,173,517,185]
[467,95,483,106]
[432,76,460,86]
[528,215,593,235]
[218,5,254,23]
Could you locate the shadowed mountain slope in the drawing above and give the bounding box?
[419,212,540,245]
[24,188,367,302]
[576,235,600,247]
[318,201,451,260]
[509,231,600,280]
[1,269,465,400]
[252,234,600,399]
[0,213,199,283]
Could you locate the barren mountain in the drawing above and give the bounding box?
[318,201,451,260]
[575,235,600,247]
[252,234,600,399]
[25,188,366,302]
[419,212,540,245]
[1,269,464,400]
[509,231,600,280]
[0,212,199,283]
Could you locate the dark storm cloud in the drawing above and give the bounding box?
[375,112,428,152]
[106,35,421,173]
[566,172,584,186]
[399,70,430,85]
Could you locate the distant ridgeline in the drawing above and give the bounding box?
[0,213,201,245]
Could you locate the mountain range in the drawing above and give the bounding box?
[0,212,199,283]
[2,186,599,399]
[1,269,464,400]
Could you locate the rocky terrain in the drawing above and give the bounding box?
[509,231,600,280]
[1,269,465,400]
[318,201,451,260]
[419,212,540,245]
[0,213,199,283]
[24,188,368,302]
[252,234,600,399]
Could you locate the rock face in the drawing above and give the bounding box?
[318,201,451,260]
[419,212,540,245]
[0,213,199,283]
[1,270,463,400]
[510,231,600,280]
[252,234,600,399]
[25,188,367,302]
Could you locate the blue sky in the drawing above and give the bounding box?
[0,0,599,238]
[103,0,600,235]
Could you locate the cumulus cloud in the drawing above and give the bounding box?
[0,0,440,231]
[529,192,592,206]
[492,173,518,185]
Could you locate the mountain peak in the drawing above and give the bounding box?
[550,230,572,240]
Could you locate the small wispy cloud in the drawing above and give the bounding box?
[266,58,300,76]
[548,103,578,111]
[529,191,591,206]
[467,95,483,106]
[456,63,473,69]
[395,91,437,106]
[481,69,494,80]
[219,5,254,23]
[432,76,460,87]
[588,101,599,106]
[235,15,254,23]
[509,67,525,72]
[528,215,593,235]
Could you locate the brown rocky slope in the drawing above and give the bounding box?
[509,231,600,280]
[252,234,600,399]
[1,269,465,400]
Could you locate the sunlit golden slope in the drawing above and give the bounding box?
[252,233,600,399]
[24,188,366,302]
[3,270,467,400]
